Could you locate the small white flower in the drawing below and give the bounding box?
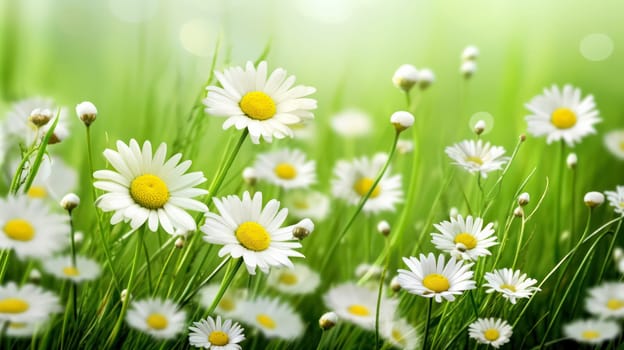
[330,109,372,138]
[392,64,419,92]
[381,317,421,350]
[460,61,477,78]
[398,253,476,303]
[605,186,624,215]
[445,140,508,178]
[2,97,70,148]
[266,263,321,295]
[188,315,245,350]
[319,311,338,330]
[462,45,479,61]
[41,255,101,283]
[282,190,330,221]
[0,282,62,324]
[518,192,530,206]
[126,298,186,340]
[75,101,97,126]
[525,85,601,147]
[418,68,435,90]
[431,215,498,261]
[468,318,512,348]
[604,130,624,160]
[253,149,316,189]
[390,111,415,132]
[585,282,624,319]
[238,297,303,340]
[483,268,540,304]
[567,153,578,169]
[584,191,605,208]
[563,318,620,344]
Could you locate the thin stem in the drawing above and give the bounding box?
[68,208,78,320]
[142,237,153,294]
[206,259,243,315]
[375,238,390,349]
[553,141,565,262]
[207,129,248,197]
[154,243,177,295]
[469,291,479,318]
[423,298,433,350]
[179,256,231,307]
[511,216,526,269]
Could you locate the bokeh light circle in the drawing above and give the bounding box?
[179,19,215,57]
[580,33,614,61]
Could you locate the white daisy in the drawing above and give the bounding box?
[266,263,321,295]
[525,84,601,146]
[563,319,620,345]
[282,190,330,221]
[0,282,62,324]
[201,191,306,275]
[18,156,77,201]
[445,140,508,178]
[126,298,186,340]
[238,297,303,340]
[431,215,497,261]
[331,153,402,213]
[253,148,316,189]
[605,130,624,160]
[586,282,624,319]
[330,109,373,138]
[2,97,70,148]
[468,318,513,348]
[93,139,208,234]
[198,284,246,320]
[397,253,476,303]
[483,268,540,304]
[4,321,47,338]
[0,195,69,259]
[203,61,317,144]
[605,186,624,215]
[41,255,101,283]
[381,317,420,350]
[323,282,398,330]
[188,315,245,350]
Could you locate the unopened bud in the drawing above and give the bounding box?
[461,61,477,78]
[76,101,97,126]
[377,220,391,236]
[390,111,415,132]
[518,192,530,207]
[74,231,84,244]
[293,218,314,240]
[392,64,419,92]
[584,191,605,208]
[121,289,130,302]
[417,68,435,90]
[242,167,257,186]
[319,311,338,331]
[613,247,624,262]
[513,207,524,218]
[175,237,185,249]
[29,108,53,127]
[566,153,577,169]
[474,120,486,135]
[520,134,526,142]
[462,45,479,61]
[60,193,80,211]
[29,269,42,283]
[390,276,401,292]
[449,207,459,219]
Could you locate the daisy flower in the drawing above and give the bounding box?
[188,315,245,350]
[266,263,321,295]
[605,130,624,160]
[330,109,372,138]
[323,282,398,330]
[0,282,62,324]
[41,255,101,283]
[605,186,624,215]
[253,149,316,189]
[397,253,476,303]
[21,156,78,201]
[2,97,70,148]
[93,139,208,234]
[381,317,421,350]
[431,215,497,261]
[331,153,402,213]
[0,195,69,259]
[238,297,303,340]
[585,282,624,319]
[483,268,540,304]
[4,321,47,338]
[282,190,330,221]
[563,319,620,344]
[198,284,246,320]
[468,318,513,348]
[126,298,186,340]
[445,140,508,178]
[201,191,306,275]
[203,61,317,144]
[525,84,600,146]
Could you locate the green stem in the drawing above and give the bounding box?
[179,256,230,307]
[154,243,177,295]
[598,219,622,280]
[375,239,390,349]
[142,237,153,294]
[553,141,565,262]
[511,216,526,269]
[68,208,78,320]
[423,298,433,350]
[206,259,243,315]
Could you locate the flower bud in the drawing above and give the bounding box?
[74,231,84,244]
[293,218,314,240]
[319,311,338,331]
[460,61,477,78]
[60,193,80,211]
[518,192,530,207]
[390,111,415,132]
[449,207,459,219]
[462,45,479,61]
[175,237,185,249]
[392,64,419,92]
[29,268,42,283]
[390,276,401,292]
[584,191,605,208]
[29,108,53,127]
[242,167,257,186]
[76,101,97,126]
[417,68,435,90]
[377,220,391,236]
[566,153,577,169]
[513,206,524,218]
[474,120,486,135]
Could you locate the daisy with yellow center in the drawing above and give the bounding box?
[431,215,498,261]
[331,153,403,214]
[283,190,330,221]
[188,315,245,350]
[329,109,373,138]
[563,319,620,345]
[18,156,77,202]
[267,263,321,295]
[381,318,421,350]
[0,282,62,325]
[93,139,208,234]
[525,84,600,146]
[468,318,513,348]
[201,191,308,275]
[126,298,186,340]
[203,61,317,144]
[253,149,317,189]
[445,140,508,178]
[239,297,303,340]
[483,268,540,304]
[605,186,624,216]
[585,281,624,319]
[0,195,69,259]
[198,285,245,319]
[397,253,476,303]
[41,255,101,283]
[604,130,624,160]
[323,282,398,330]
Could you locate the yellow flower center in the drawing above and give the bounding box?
[551,107,577,129]
[235,221,271,251]
[208,330,229,346]
[500,284,517,292]
[256,313,276,329]
[391,329,406,346]
[63,266,80,277]
[423,273,450,293]
[347,304,370,316]
[484,328,500,341]
[27,186,47,198]
[466,156,483,165]
[581,330,600,340]
[274,163,297,180]
[239,91,276,120]
[278,272,298,285]
[3,219,35,242]
[619,141,624,151]
[219,297,236,311]
[607,299,624,310]
[0,298,30,314]
[353,177,381,198]
[146,313,168,330]
[9,322,27,329]
[130,174,169,209]
[293,199,309,209]
[454,232,477,250]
